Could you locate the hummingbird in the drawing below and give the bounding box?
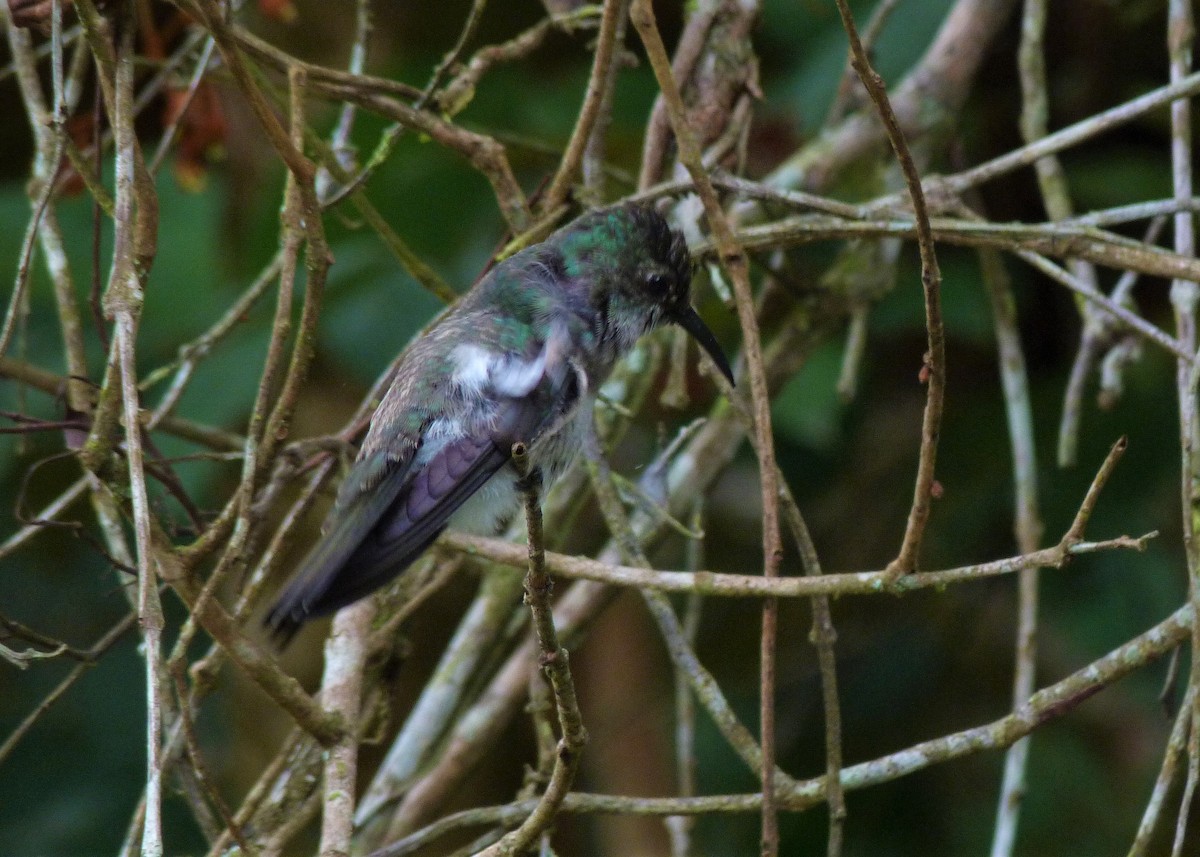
[265,203,734,641]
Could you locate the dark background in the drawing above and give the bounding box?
[0,0,1189,853]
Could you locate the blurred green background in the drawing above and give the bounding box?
[0,0,1191,853]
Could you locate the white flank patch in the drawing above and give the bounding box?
[450,344,495,396]
[451,342,548,399]
[492,349,547,397]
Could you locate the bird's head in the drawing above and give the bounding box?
[554,203,734,385]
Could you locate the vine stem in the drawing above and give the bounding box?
[628,3,785,852]
[476,444,587,856]
[831,0,945,579]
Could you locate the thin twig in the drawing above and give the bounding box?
[581,0,630,202]
[442,528,1148,601]
[779,485,845,856]
[979,243,1043,857]
[91,4,168,850]
[628,4,785,851]
[825,0,901,125]
[5,3,90,417]
[353,565,526,844]
[943,70,1200,196]
[582,424,800,796]
[542,0,627,211]
[0,476,88,561]
[636,1,718,191]
[147,35,217,177]
[666,501,704,857]
[315,0,373,202]
[437,7,599,118]
[168,664,255,855]
[152,528,347,746]
[327,8,599,211]
[724,216,1196,360]
[0,611,137,768]
[236,70,308,511]
[144,252,284,427]
[476,445,587,856]
[421,0,487,107]
[370,592,1197,857]
[1166,1,1200,853]
[379,584,619,838]
[1131,682,1196,856]
[1015,0,1103,473]
[0,355,245,451]
[831,0,945,578]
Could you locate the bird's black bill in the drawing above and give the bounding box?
[673,305,735,386]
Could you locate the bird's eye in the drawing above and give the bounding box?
[644,273,669,294]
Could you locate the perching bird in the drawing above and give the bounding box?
[265,203,733,640]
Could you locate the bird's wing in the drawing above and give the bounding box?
[264,446,418,642]
[326,392,554,604]
[264,324,579,641]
